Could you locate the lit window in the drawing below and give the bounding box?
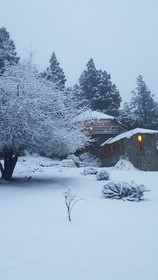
[137,135,143,152]
[138,135,142,142]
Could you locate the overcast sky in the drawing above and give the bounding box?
[1,0,158,102]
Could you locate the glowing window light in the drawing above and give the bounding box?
[137,135,143,152]
[137,135,142,142]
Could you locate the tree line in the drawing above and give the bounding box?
[1,26,158,130]
[0,26,158,179]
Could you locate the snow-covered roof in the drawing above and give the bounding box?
[101,128,158,146]
[74,110,115,122]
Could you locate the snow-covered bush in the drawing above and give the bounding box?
[60,159,76,168]
[67,154,81,167]
[82,167,98,175]
[96,169,110,181]
[79,152,101,167]
[102,181,149,201]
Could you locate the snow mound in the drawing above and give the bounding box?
[114,158,136,171]
[15,154,60,175]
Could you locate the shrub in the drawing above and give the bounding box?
[96,169,110,181]
[82,167,98,175]
[79,153,101,167]
[67,154,81,167]
[102,181,149,201]
[60,159,76,168]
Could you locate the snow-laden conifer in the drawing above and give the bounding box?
[42,52,66,90]
[0,27,19,73]
[78,58,121,116]
[120,75,158,129]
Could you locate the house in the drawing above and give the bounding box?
[100,128,158,171]
[74,110,125,154]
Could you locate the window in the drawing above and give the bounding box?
[117,143,120,150]
[137,135,143,152]
[113,145,116,151]
[104,147,107,154]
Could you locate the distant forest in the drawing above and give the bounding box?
[0,26,158,130]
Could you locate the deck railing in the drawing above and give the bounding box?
[86,126,126,135]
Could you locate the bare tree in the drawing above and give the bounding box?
[64,187,83,222]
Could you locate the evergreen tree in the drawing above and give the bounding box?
[78,58,121,116]
[0,27,19,73]
[119,102,135,129]
[92,70,121,116]
[79,58,99,102]
[43,52,66,90]
[120,75,158,129]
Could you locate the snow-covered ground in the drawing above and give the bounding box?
[0,155,158,280]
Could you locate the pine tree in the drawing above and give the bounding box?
[0,27,19,73]
[119,102,135,129]
[78,59,121,116]
[131,75,158,128]
[120,75,158,129]
[43,52,66,90]
[79,58,99,103]
[92,70,121,116]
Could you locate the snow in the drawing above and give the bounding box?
[74,109,115,122]
[101,127,158,146]
[114,158,136,170]
[0,154,158,280]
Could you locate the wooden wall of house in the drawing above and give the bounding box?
[89,134,123,157]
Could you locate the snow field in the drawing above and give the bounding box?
[0,155,158,280]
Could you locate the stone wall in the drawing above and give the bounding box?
[100,133,158,171]
[124,134,158,171]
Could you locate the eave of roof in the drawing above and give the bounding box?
[101,128,158,146]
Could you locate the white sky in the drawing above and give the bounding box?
[1,0,158,102]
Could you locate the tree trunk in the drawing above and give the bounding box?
[0,151,18,180]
